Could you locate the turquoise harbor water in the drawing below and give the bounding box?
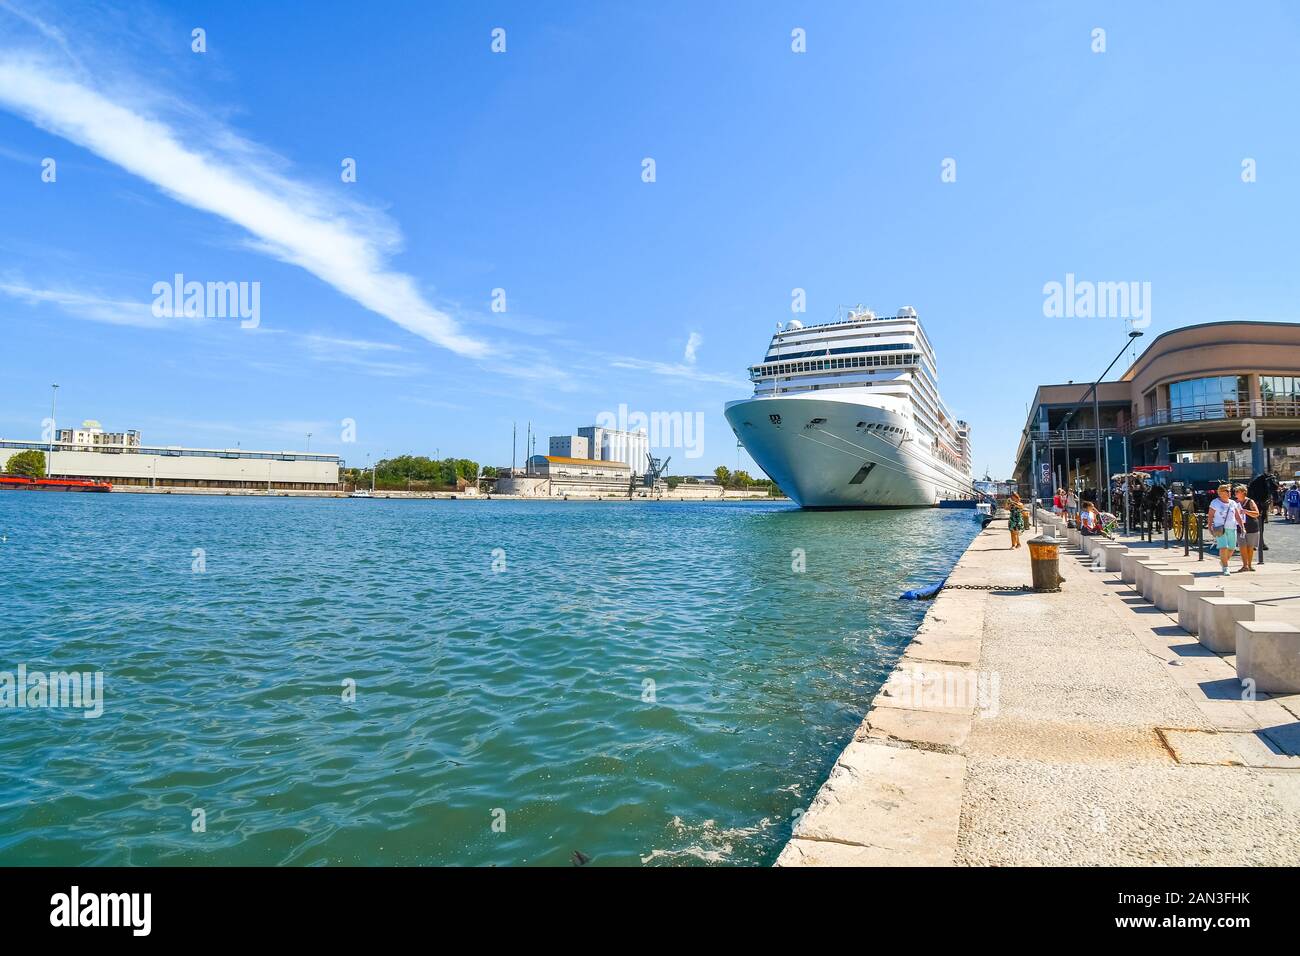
[0,495,977,866]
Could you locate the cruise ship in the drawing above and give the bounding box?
[724,306,973,508]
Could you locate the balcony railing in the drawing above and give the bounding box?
[1135,398,1300,429]
[1027,427,1119,443]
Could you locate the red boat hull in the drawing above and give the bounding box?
[0,476,112,492]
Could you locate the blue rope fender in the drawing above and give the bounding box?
[900,577,947,600]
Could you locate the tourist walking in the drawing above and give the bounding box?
[1007,492,1029,549]
[1234,485,1260,572]
[1286,483,1300,523]
[1207,484,1246,576]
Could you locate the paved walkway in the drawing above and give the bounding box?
[776,516,1300,866]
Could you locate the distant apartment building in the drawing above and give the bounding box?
[56,420,141,449]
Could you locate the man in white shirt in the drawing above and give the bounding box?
[1206,484,1246,576]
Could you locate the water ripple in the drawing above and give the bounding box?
[0,495,975,866]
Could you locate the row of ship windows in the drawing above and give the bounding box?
[753,353,918,377]
[764,342,913,361]
[859,421,906,435]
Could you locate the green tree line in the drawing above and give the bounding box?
[343,455,485,491]
[5,449,47,478]
[662,465,783,496]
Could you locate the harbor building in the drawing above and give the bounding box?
[495,454,633,497]
[526,455,631,482]
[0,429,341,491]
[548,435,589,459]
[576,425,650,475]
[1013,320,1300,491]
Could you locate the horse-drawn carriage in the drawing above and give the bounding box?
[1168,481,1212,543]
[1113,469,1196,541]
[1114,468,1282,545]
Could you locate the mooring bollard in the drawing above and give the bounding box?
[1028,533,1062,592]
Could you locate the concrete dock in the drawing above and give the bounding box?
[776,516,1300,866]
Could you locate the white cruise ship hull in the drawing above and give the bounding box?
[725,393,968,508]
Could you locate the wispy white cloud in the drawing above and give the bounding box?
[0,2,84,73]
[299,333,406,354]
[0,17,747,401]
[684,331,702,364]
[144,416,334,449]
[0,279,170,328]
[0,54,488,357]
[608,356,748,389]
[296,332,424,377]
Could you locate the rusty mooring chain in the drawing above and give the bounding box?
[941,583,1061,593]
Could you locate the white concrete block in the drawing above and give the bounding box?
[1236,622,1300,695]
[1120,551,1145,584]
[1135,562,1174,599]
[1198,597,1255,654]
[1178,584,1222,635]
[1152,571,1195,612]
[1102,543,1127,571]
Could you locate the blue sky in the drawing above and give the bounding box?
[1,1,1298,477]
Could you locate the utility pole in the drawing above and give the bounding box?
[1063,416,1071,504]
[1030,436,1039,529]
[48,384,59,476]
[512,422,517,475]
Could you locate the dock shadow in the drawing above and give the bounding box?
[1127,605,1164,615]
[1197,677,1248,701]
[1168,641,1214,657]
[1260,722,1300,757]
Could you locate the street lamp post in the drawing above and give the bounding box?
[1062,330,1144,516]
[1063,414,1072,507]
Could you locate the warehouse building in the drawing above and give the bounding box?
[0,430,340,491]
[494,454,632,497]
